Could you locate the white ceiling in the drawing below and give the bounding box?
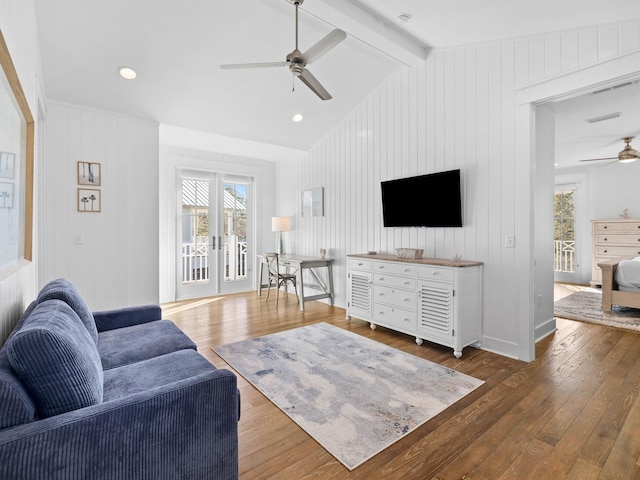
[550,80,640,168]
[34,0,640,159]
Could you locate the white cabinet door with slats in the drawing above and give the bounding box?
[347,271,372,319]
[417,279,454,344]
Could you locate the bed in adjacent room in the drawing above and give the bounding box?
[598,256,640,312]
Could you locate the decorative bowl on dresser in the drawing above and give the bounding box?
[346,253,483,358]
[591,219,640,287]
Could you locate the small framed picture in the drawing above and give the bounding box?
[0,182,14,208]
[301,187,324,217]
[77,161,101,186]
[78,188,101,212]
[0,152,15,179]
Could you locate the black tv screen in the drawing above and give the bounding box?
[381,169,462,227]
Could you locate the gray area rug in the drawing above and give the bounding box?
[554,291,640,331]
[213,322,484,470]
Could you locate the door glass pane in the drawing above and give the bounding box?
[554,187,576,273]
[182,179,210,284]
[223,183,247,282]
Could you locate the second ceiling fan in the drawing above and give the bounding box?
[220,0,346,100]
[579,136,639,165]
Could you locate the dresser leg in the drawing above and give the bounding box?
[370,323,376,331]
[415,337,423,346]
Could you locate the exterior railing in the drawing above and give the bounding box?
[182,237,247,283]
[554,240,575,273]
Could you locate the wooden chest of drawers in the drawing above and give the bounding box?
[591,219,640,286]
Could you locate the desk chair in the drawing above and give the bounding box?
[263,253,299,307]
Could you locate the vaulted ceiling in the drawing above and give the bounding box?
[34,0,640,161]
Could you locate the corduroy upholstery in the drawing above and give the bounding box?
[0,301,38,429]
[98,319,197,370]
[37,278,99,344]
[7,300,104,418]
[0,279,240,480]
[93,304,162,332]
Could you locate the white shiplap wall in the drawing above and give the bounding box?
[276,21,640,360]
[0,0,41,344]
[39,102,160,310]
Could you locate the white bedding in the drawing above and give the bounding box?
[615,256,640,291]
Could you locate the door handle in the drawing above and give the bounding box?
[218,236,222,250]
[212,236,216,249]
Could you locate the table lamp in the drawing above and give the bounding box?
[272,216,291,255]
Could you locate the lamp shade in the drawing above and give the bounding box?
[272,216,291,232]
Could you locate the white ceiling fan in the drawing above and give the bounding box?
[219,0,346,101]
[579,136,639,165]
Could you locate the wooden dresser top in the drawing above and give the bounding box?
[348,253,483,268]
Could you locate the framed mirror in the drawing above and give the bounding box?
[0,30,35,276]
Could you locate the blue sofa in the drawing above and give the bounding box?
[0,279,239,479]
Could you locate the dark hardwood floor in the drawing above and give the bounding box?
[163,291,640,479]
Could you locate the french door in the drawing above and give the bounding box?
[176,171,252,300]
[554,183,580,283]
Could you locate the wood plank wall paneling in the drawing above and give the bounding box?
[39,102,160,311]
[275,22,640,360]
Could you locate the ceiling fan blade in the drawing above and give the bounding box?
[302,29,346,65]
[298,68,332,100]
[220,61,286,70]
[578,156,618,162]
[597,159,624,168]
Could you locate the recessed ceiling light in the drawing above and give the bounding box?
[118,66,137,80]
[292,113,304,122]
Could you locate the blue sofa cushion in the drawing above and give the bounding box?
[98,319,197,370]
[37,278,98,345]
[0,353,38,429]
[0,301,38,429]
[103,349,217,401]
[6,300,104,418]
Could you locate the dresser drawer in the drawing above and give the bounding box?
[595,246,640,256]
[373,285,417,309]
[374,273,416,289]
[595,234,640,245]
[373,303,416,330]
[372,261,417,276]
[348,258,372,271]
[595,222,640,233]
[418,265,454,282]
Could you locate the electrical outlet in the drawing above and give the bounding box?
[505,235,516,248]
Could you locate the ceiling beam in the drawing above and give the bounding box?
[297,0,430,66]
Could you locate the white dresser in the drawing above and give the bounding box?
[346,254,483,358]
[590,219,640,287]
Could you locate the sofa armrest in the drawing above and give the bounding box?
[92,304,162,332]
[0,368,239,480]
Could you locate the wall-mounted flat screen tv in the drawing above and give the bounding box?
[381,169,462,227]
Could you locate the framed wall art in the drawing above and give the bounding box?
[0,30,35,272]
[0,182,14,208]
[78,188,101,213]
[301,187,324,217]
[77,161,101,186]
[0,151,15,178]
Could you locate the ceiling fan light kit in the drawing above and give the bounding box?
[579,136,639,164]
[219,0,346,101]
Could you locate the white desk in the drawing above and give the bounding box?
[257,254,335,311]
